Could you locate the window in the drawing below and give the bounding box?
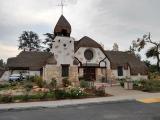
[117,66,123,76]
[84,49,94,60]
[62,65,69,77]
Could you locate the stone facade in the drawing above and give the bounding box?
[69,66,79,86]
[43,65,61,84]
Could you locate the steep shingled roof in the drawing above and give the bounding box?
[7,51,57,70]
[54,15,71,35]
[105,51,148,75]
[74,36,103,52]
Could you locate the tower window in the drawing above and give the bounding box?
[62,65,69,77]
[117,66,123,76]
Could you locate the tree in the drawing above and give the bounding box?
[0,59,5,68]
[134,33,160,72]
[18,31,41,51]
[143,60,151,67]
[112,43,119,51]
[43,33,55,52]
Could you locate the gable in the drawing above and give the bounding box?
[75,47,106,66]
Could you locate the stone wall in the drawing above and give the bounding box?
[78,68,83,77]
[95,68,107,82]
[69,66,79,86]
[43,65,79,86]
[43,65,61,84]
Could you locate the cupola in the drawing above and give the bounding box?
[54,15,71,37]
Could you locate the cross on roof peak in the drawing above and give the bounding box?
[57,0,66,15]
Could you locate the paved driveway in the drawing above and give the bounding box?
[106,85,146,96]
[0,101,159,120]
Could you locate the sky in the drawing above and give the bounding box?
[0,0,160,63]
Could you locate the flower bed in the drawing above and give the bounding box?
[0,76,112,103]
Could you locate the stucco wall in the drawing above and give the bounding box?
[112,69,130,79]
[75,47,108,67]
[29,71,40,76]
[51,36,75,65]
[111,68,148,80]
[131,75,148,80]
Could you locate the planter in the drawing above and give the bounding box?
[124,81,133,90]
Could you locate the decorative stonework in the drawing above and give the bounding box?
[43,65,79,86]
[69,66,79,86]
[95,68,106,82]
[43,65,61,84]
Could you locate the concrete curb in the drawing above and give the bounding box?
[0,92,159,111]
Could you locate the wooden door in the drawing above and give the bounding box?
[83,67,96,81]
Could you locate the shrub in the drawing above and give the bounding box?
[0,94,13,103]
[133,80,141,87]
[62,78,70,87]
[46,92,55,99]
[68,87,86,99]
[34,76,46,88]
[24,83,33,92]
[26,76,35,82]
[80,80,89,88]
[118,78,126,87]
[94,86,106,97]
[142,80,160,92]
[0,84,10,90]
[100,77,106,83]
[49,78,57,90]
[55,89,68,99]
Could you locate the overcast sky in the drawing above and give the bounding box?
[0,0,159,63]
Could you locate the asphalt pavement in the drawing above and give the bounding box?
[0,100,159,120]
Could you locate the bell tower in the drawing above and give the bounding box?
[51,15,74,65]
[54,15,71,37]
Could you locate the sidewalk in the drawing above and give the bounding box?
[0,92,160,110]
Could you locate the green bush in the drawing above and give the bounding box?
[133,80,141,87]
[49,78,57,90]
[26,76,35,82]
[80,80,89,88]
[24,83,33,92]
[13,92,55,101]
[0,84,10,90]
[34,76,46,88]
[45,92,55,99]
[55,89,68,99]
[118,78,126,87]
[94,87,106,97]
[62,78,70,87]
[142,80,160,92]
[0,94,13,103]
[68,87,86,99]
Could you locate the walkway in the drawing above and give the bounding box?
[106,85,146,96]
